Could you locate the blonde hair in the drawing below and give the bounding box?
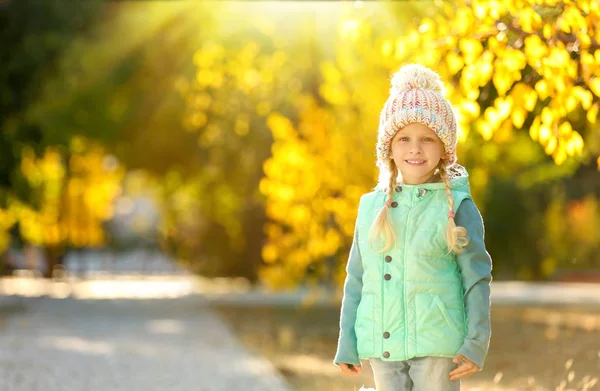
[368,159,469,255]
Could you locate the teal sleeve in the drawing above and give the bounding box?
[333,220,364,367]
[454,198,493,371]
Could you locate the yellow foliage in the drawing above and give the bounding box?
[234,0,600,287]
[14,142,123,248]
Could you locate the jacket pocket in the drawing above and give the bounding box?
[415,293,462,356]
[432,295,461,335]
[355,293,375,357]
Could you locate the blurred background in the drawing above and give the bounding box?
[1,0,599,390]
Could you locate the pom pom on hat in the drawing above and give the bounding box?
[390,64,444,95]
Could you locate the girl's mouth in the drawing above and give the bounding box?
[405,160,426,166]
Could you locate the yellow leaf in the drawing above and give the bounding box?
[545,136,557,155]
[535,80,550,100]
[512,83,538,112]
[543,24,553,39]
[581,51,596,68]
[567,131,584,156]
[539,124,551,144]
[472,0,487,19]
[524,35,548,60]
[523,86,538,111]
[447,51,465,74]
[495,96,513,119]
[580,34,591,49]
[493,72,512,96]
[558,122,572,138]
[476,119,493,141]
[554,148,567,165]
[460,100,480,118]
[512,107,527,128]
[544,47,571,70]
[590,78,600,97]
[459,39,484,64]
[565,94,578,112]
[541,107,554,125]
[587,103,599,123]
[529,117,540,141]
[484,107,501,127]
[572,86,594,110]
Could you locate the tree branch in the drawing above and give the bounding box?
[498,20,600,52]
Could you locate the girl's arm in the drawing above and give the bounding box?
[454,198,493,371]
[333,220,364,367]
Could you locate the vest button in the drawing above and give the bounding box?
[391,201,398,208]
[385,255,392,262]
[395,185,402,192]
[384,274,391,280]
[383,332,390,339]
[383,351,390,358]
[418,188,427,197]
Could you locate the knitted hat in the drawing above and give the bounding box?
[375,64,461,188]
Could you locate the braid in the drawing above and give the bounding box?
[368,159,397,253]
[439,162,469,254]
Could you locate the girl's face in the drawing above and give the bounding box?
[390,123,446,185]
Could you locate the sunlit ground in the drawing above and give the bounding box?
[210,283,600,391]
[214,303,600,390]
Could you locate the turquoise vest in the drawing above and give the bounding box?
[354,176,472,361]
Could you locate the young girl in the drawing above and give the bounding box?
[333,64,492,391]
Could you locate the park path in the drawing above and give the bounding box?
[0,296,289,391]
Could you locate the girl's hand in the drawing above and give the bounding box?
[449,354,479,381]
[339,362,363,376]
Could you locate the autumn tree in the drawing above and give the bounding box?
[259,0,600,286]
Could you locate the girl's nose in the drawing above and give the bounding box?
[409,142,423,154]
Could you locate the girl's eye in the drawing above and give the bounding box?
[399,137,409,141]
[423,137,433,142]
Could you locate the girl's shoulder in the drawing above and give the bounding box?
[359,190,385,205]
